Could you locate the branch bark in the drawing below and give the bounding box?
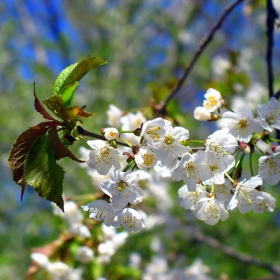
[194,232,280,276]
[266,0,278,99]
[155,0,245,117]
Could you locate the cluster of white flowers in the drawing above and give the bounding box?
[31,252,83,280]
[82,89,280,229]
[53,201,91,238]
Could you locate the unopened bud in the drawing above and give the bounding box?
[103,127,119,140]
[193,107,212,121]
[238,142,252,154]
[272,145,280,153]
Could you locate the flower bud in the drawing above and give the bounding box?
[273,145,280,153]
[103,127,120,140]
[238,141,252,154]
[193,107,212,121]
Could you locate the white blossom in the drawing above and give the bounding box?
[178,184,208,210]
[76,246,94,263]
[258,152,280,185]
[135,146,158,170]
[68,224,91,238]
[252,192,276,213]
[87,140,121,175]
[257,97,280,131]
[228,176,263,213]
[203,88,222,112]
[31,253,82,280]
[172,151,211,191]
[221,107,263,142]
[100,169,143,209]
[154,126,190,169]
[113,208,145,232]
[140,118,172,146]
[195,196,229,225]
[81,200,115,226]
[106,104,122,127]
[120,111,146,131]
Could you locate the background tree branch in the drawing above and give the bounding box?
[266,0,278,99]
[194,232,280,276]
[155,0,245,117]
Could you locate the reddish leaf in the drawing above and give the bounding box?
[33,84,57,121]
[8,123,49,199]
[48,126,85,163]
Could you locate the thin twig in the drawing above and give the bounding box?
[77,126,135,149]
[155,0,245,117]
[266,0,278,99]
[194,232,280,275]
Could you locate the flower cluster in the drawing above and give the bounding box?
[82,89,279,229]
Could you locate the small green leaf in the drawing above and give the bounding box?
[24,135,65,211]
[59,81,79,108]
[53,56,108,95]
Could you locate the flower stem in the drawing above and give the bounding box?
[225,172,235,183]
[123,160,135,172]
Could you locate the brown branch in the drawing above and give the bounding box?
[77,126,135,149]
[155,0,245,117]
[194,232,280,276]
[266,0,278,99]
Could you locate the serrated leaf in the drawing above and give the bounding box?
[59,81,79,108]
[34,85,57,121]
[24,135,65,211]
[48,126,85,162]
[43,95,96,120]
[53,56,108,95]
[8,123,49,199]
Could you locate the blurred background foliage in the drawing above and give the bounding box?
[1,0,280,279]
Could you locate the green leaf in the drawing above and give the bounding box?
[53,56,108,95]
[59,81,79,108]
[24,135,65,211]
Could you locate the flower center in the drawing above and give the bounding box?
[143,153,155,166]
[184,161,196,177]
[209,162,218,172]
[267,109,279,124]
[96,146,111,164]
[117,180,128,191]
[267,158,278,174]
[122,215,136,229]
[237,119,247,129]
[204,96,219,109]
[164,134,175,146]
[146,126,161,140]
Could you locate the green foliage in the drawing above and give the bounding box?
[24,135,65,210]
[52,56,108,95]
[59,81,79,108]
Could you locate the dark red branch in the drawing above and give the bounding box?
[266,0,278,99]
[155,0,245,117]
